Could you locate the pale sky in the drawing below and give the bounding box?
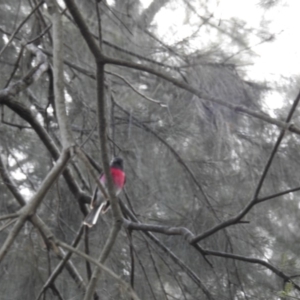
[149,0,300,77]
[141,0,300,110]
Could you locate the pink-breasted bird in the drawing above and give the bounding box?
[83,157,125,227]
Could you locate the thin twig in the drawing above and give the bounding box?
[36,225,85,300]
[102,56,300,137]
[57,240,141,300]
[132,245,158,300]
[0,219,17,233]
[0,0,44,57]
[4,46,25,88]
[114,99,217,217]
[0,213,19,222]
[75,147,108,200]
[107,71,167,107]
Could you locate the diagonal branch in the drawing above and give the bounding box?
[76,148,108,200]
[0,96,90,207]
[0,219,17,233]
[256,186,300,204]
[0,149,70,262]
[0,0,44,57]
[252,89,300,200]
[64,0,102,60]
[0,155,86,291]
[191,88,300,244]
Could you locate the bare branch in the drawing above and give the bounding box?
[123,218,194,240]
[0,97,90,208]
[252,89,300,200]
[202,249,300,291]
[256,186,300,204]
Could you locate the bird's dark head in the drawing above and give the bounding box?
[110,157,124,170]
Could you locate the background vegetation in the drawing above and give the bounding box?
[1,0,300,299]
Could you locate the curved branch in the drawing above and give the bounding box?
[191,89,300,244]
[202,249,300,291]
[0,97,90,206]
[107,71,167,107]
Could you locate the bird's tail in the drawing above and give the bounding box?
[83,202,105,227]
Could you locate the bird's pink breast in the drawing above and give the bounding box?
[100,168,125,195]
[111,168,125,189]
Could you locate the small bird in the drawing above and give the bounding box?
[83,157,126,227]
